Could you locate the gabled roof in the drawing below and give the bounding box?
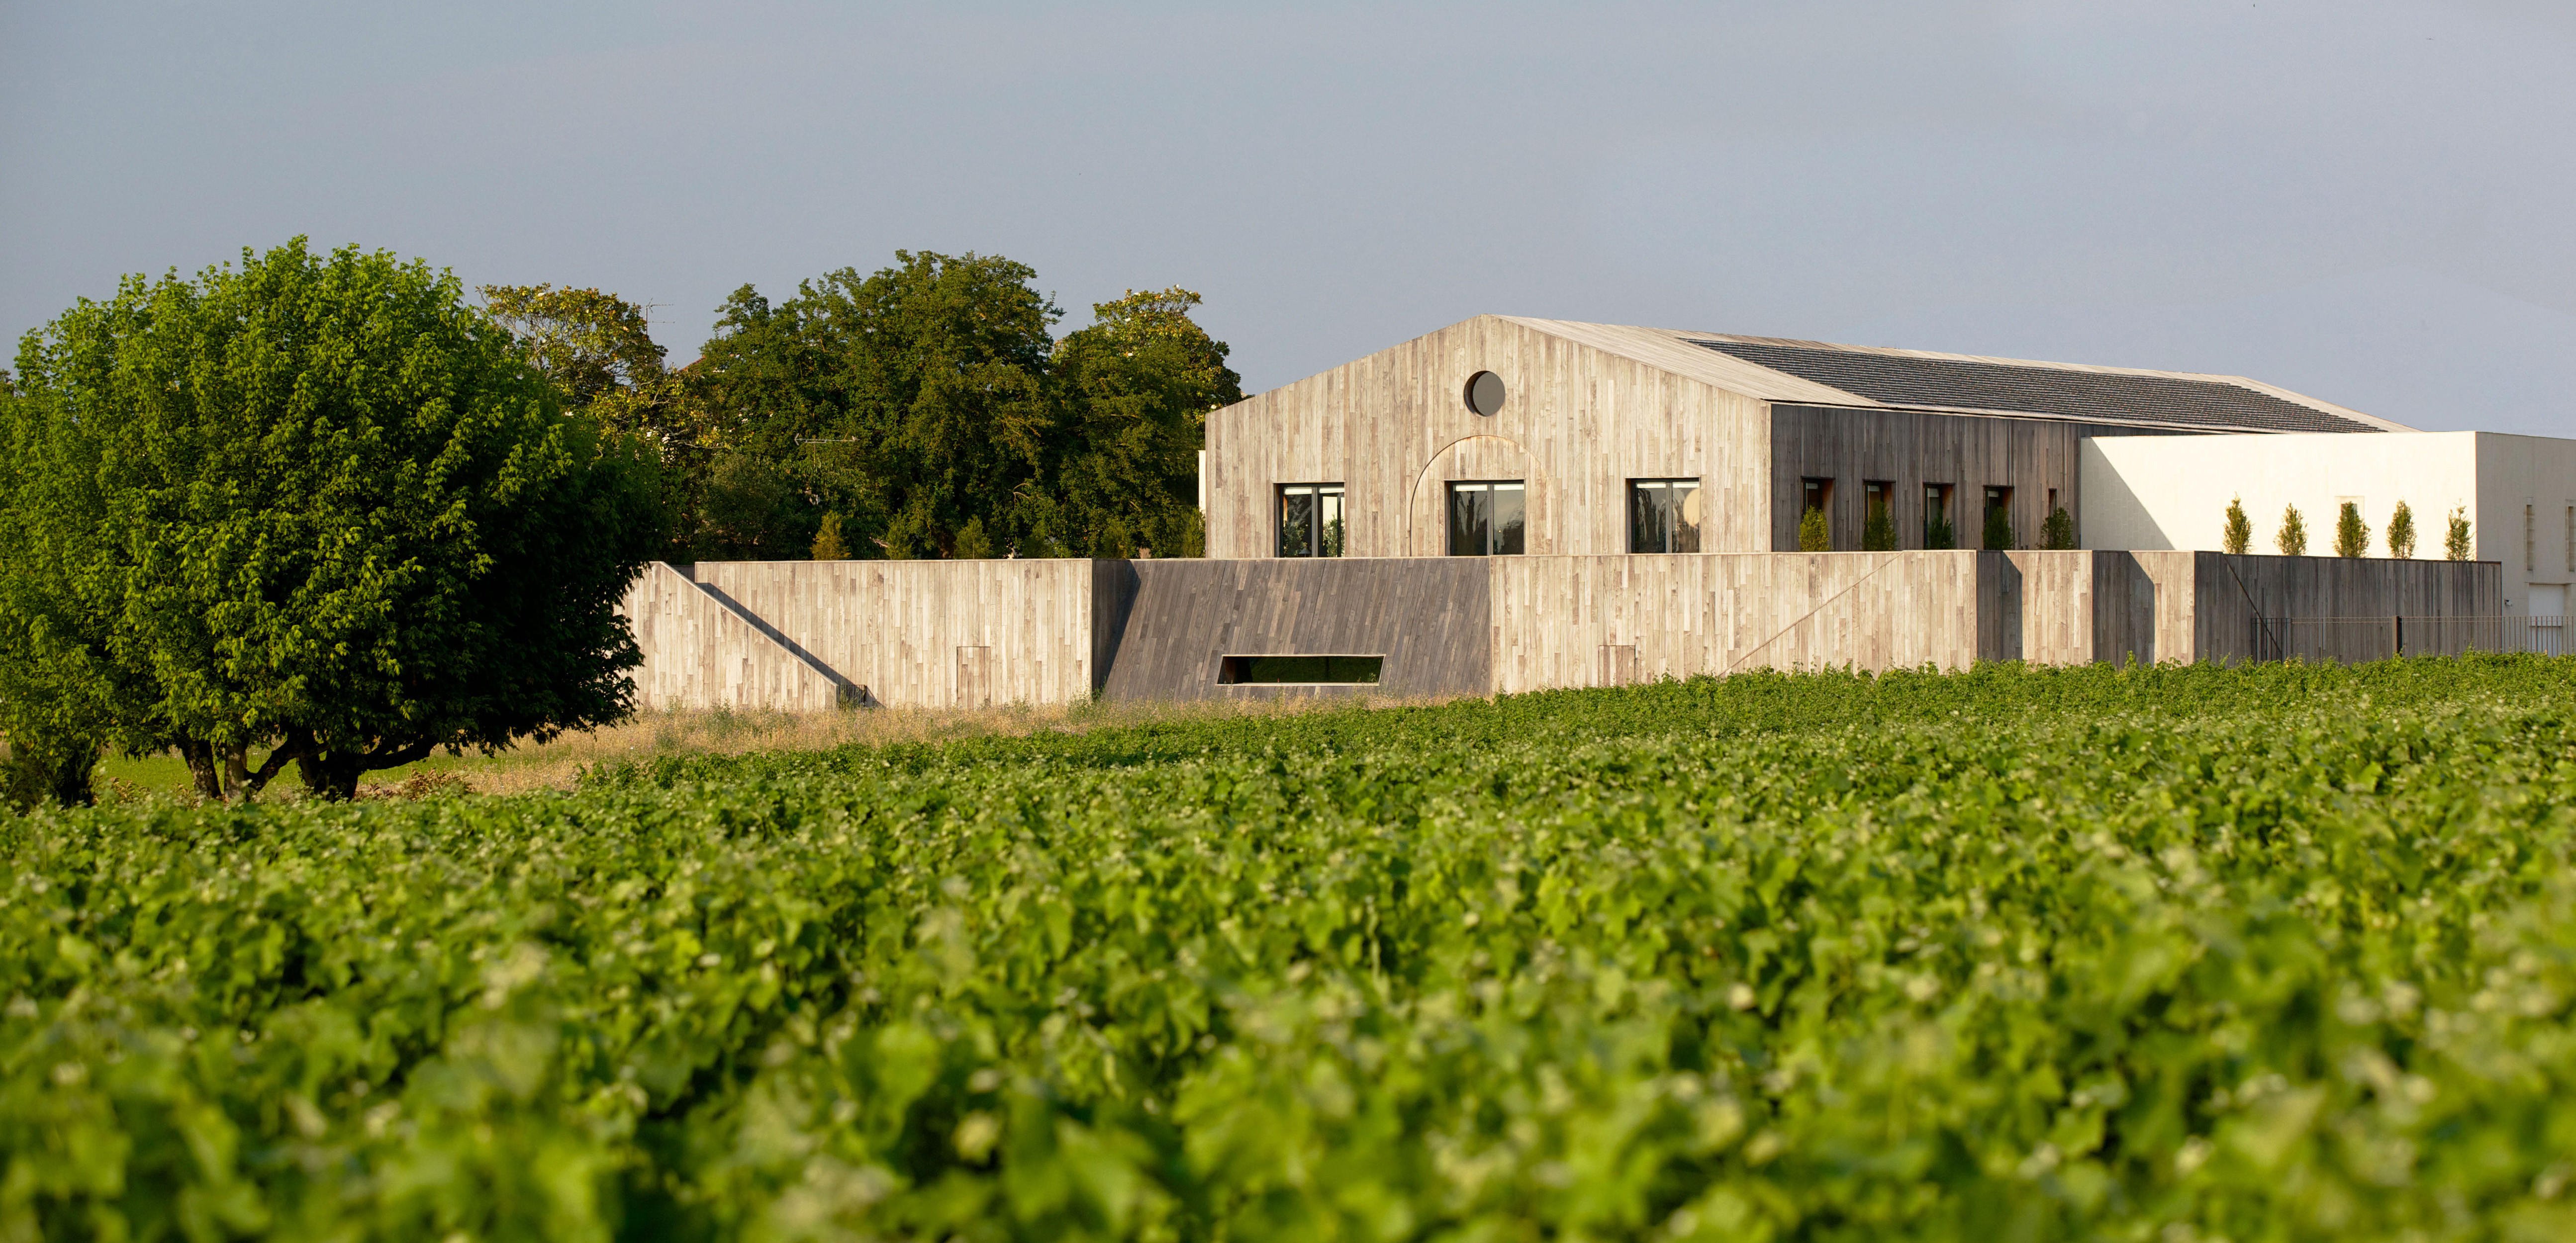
[1499,317,2412,434]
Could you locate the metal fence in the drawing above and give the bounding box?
[2253,616,2571,662]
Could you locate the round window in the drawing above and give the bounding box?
[1463,370,1506,417]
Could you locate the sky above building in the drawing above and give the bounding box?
[6,0,2575,436]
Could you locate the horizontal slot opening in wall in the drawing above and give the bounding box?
[1218,655,1383,685]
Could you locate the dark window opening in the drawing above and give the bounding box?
[1924,483,1956,549]
[1218,655,1383,684]
[1447,480,1526,555]
[1277,484,1346,557]
[1628,478,1701,553]
[1983,486,2014,550]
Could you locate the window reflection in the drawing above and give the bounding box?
[1628,479,1701,553]
[1277,484,1344,557]
[1447,481,1525,555]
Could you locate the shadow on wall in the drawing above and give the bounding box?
[2075,441,2172,550]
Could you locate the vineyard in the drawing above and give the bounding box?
[9,658,2576,1241]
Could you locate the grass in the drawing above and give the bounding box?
[85,691,1431,802]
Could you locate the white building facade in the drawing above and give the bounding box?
[2084,432,2576,619]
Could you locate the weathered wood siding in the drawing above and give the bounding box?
[2184,553,2502,663]
[1769,405,2173,551]
[2003,551,2159,667]
[621,552,2508,711]
[1486,552,2002,693]
[2130,552,2203,664]
[636,559,1101,709]
[620,562,846,711]
[1205,315,1773,559]
[1097,558,1490,702]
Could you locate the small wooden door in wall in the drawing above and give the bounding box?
[956,646,992,709]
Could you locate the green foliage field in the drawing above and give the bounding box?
[9,659,2576,1241]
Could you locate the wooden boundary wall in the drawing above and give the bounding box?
[617,553,2506,710]
[1489,552,2004,693]
[2002,551,2160,668]
[623,561,847,711]
[688,559,1101,708]
[1097,559,1493,702]
[2172,552,2500,664]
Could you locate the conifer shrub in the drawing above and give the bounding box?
[1982,503,2014,550]
[2223,495,2252,555]
[2334,502,2371,558]
[2276,504,2308,556]
[1798,505,1830,551]
[1861,506,1897,551]
[2039,505,2076,550]
[810,513,853,560]
[2446,506,2473,560]
[2386,500,2416,558]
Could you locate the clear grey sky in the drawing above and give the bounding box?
[7,1,2574,435]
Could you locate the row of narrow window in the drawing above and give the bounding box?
[1277,478,2023,556]
[1280,480,1695,557]
[1803,479,2027,549]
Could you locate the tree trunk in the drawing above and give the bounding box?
[295,752,366,802]
[2,732,101,809]
[178,738,225,801]
[44,744,98,807]
[223,745,249,804]
[295,739,438,801]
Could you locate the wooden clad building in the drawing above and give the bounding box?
[1205,315,2407,562]
[617,315,2529,711]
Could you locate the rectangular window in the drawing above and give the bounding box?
[1628,478,1701,553]
[1218,655,1382,685]
[1924,483,1955,548]
[1984,486,2014,549]
[1277,483,1345,557]
[1446,481,1525,556]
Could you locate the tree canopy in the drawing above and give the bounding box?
[1049,287,1242,557]
[0,239,667,801]
[0,243,1240,803]
[675,252,1239,561]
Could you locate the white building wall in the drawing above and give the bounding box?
[2082,431,2576,618]
[2479,434,2576,621]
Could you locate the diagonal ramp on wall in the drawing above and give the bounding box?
[619,562,856,711]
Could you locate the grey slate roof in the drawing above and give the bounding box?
[1685,338,2383,434]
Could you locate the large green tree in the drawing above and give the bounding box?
[480,283,685,441]
[681,253,1237,560]
[1048,287,1242,557]
[482,283,719,556]
[0,239,667,801]
[688,251,1057,559]
[0,364,123,807]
